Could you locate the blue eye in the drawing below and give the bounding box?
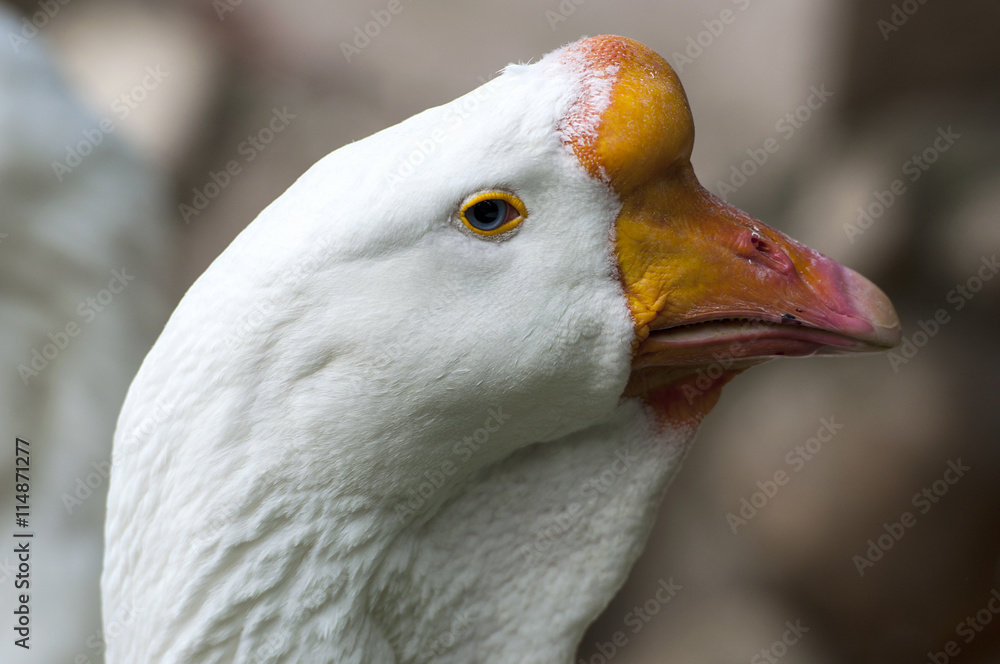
[466,200,507,231]
[459,192,527,236]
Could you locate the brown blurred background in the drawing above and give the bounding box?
[2,0,998,662]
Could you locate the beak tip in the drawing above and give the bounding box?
[842,267,901,348]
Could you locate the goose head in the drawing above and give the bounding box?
[102,35,899,664]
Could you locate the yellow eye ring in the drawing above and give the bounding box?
[459,191,527,236]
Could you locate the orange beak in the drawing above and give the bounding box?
[560,36,900,417]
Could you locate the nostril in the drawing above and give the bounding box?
[750,233,769,254]
[737,229,795,275]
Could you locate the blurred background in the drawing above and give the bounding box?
[1,0,997,662]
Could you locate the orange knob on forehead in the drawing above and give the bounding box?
[558,35,695,194]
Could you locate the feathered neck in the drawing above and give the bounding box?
[104,368,697,664]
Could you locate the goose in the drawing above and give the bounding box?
[102,35,900,664]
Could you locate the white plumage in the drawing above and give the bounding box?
[102,36,898,663]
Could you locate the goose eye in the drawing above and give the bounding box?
[459,192,527,236]
[467,200,507,231]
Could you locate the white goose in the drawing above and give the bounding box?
[102,36,899,663]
